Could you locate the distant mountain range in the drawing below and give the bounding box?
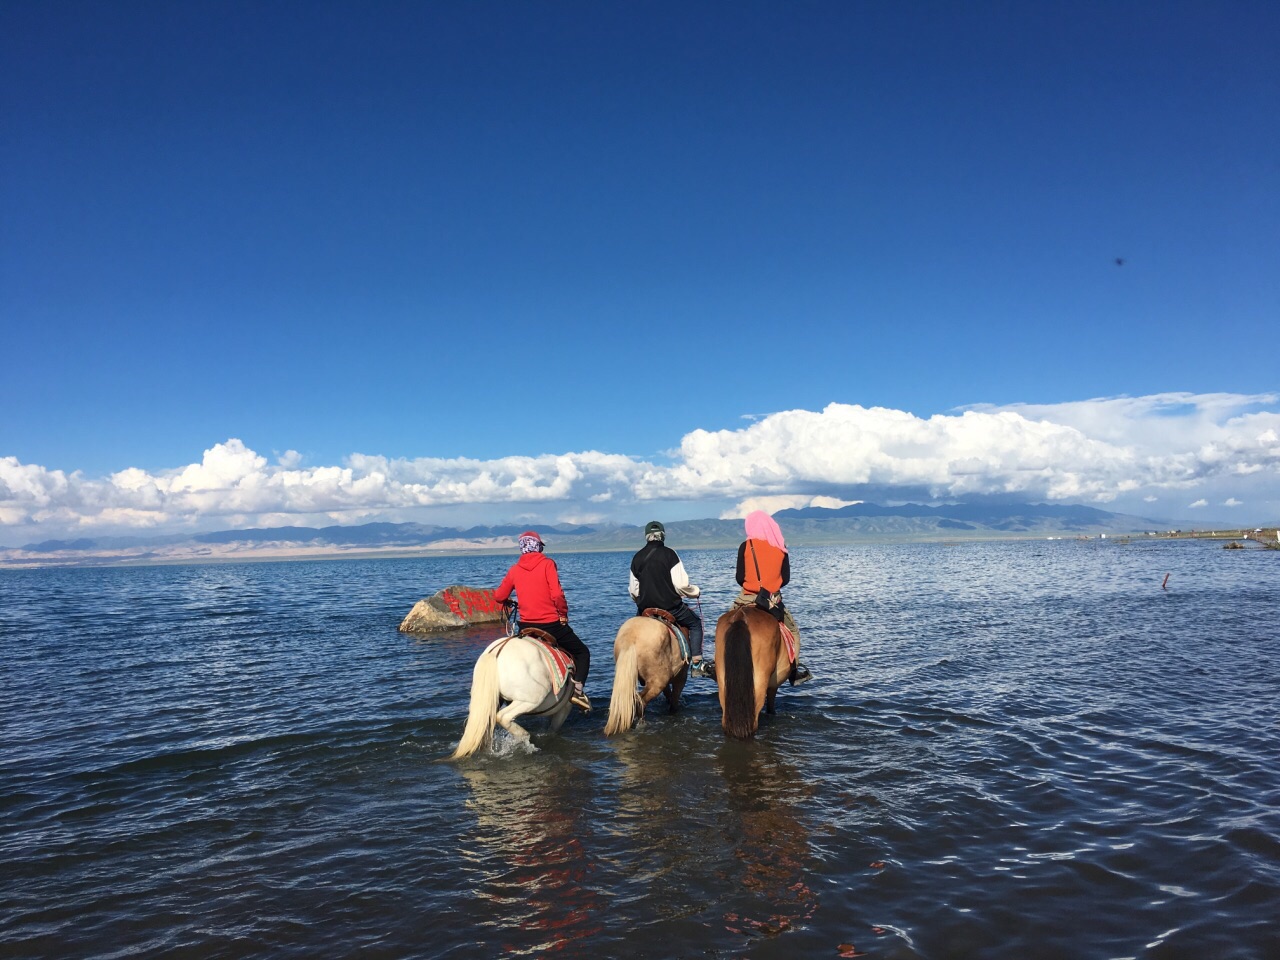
[0,502,1162,568]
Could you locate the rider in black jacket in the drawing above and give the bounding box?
[628,521,707,674]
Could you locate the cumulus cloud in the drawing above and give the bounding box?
[659,394,1279,506]
[721,495,860,519]
[3,391,1278,539]
[721,495,824,518]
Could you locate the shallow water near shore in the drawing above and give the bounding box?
[2,539,1278,959]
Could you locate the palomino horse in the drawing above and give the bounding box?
[714,605,796,739]
[603,614,690,736]
[450,634,575,759]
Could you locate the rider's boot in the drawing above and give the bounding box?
[571,680,592,712]
[788,661,812,685]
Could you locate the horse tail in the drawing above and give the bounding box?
[722,614,758,739]
[450,647,500,759]
[604,640,640,736]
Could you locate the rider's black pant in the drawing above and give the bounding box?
[521,621,590,686]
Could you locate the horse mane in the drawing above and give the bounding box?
[721,612,758,739]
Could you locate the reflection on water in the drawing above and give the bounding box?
[714,739,819,942]
[458,757,605,956]
[603,730,714,915]
[599,729,820,954]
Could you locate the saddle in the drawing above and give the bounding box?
[482,628,575,696]
[641,608,691,662]
[641,607,688,638]
[519,626,560,647]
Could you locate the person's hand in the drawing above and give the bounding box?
[559,615,568,625]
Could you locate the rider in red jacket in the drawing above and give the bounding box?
[494,531,592,710]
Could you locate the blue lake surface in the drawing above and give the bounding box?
[2,539,1278,959]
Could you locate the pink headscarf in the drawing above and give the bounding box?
[744,510,787,553]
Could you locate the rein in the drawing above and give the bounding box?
[501,599,519,638]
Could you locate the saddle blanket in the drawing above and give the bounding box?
[483,634,574,696]
[780,623,797,664]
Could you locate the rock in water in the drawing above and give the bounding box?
[399,585,504,633]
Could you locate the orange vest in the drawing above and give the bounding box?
[742,538,786,593]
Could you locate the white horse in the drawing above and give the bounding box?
[450,635,576,759]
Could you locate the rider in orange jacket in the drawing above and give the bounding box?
[732,511,812,685]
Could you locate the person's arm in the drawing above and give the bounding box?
[494,567,515,603]
[735,541,747,587]
[780,552,791,589]
[546,559,569,620]
[669,552,700,598]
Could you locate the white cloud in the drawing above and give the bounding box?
[1224,498,1242,507]
[810,496,860,510]
[3,392,1279,540]
[661,404,1136,502]
[721,494,860,519]
[721,495,821,519]
[1189,499,1209,508]
[556,511,608,525]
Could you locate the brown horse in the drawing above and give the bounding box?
[714,605,794,739]
[603,615,690,736]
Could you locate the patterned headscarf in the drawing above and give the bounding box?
[518,531,544,554]
[744,510,787,552]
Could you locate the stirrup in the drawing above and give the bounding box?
[789,663,812,686]
[570,685,592,712]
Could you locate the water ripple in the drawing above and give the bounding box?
[2,542,1278,958]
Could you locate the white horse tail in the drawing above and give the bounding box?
[604,640,640,736]
[450,647,501,759]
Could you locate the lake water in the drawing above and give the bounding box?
[2,539,1278,959]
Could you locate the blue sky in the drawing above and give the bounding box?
[2,1,1278,542]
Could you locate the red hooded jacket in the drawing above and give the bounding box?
[493,552,568,623]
